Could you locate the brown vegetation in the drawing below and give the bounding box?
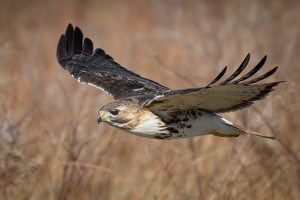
[0,0,299,199]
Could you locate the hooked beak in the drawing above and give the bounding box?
[97,114,103,124]
[97,111,113,124]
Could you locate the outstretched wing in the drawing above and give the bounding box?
[145,54,284,113]
[57,24,169,100]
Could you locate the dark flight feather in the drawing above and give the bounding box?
[73,27,83,54]
[219,53,250,85]
[232,55,266,84]
[242,67,278,85]
[82,38,93,56]
[205,66,227,87]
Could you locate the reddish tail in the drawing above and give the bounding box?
[232,123,278,140]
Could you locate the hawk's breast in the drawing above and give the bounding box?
[127,109,169,138]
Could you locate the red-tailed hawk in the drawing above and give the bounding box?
[57,24,284,140]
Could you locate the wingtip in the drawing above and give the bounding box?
[219,53,250,85]
[82,37,94,56]
[57,23,97,68]
[73,26,83,54]
[57,24,77,67]
[57,34,67,64]
[261,55,267,63]
[246,53,250,59]
[268,66,279,76]
[205,66,227,87]
[65,24,75,56]
[65,23,74,36]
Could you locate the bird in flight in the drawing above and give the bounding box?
[57,24,284,140]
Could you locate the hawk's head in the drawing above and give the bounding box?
[97,99,139,130]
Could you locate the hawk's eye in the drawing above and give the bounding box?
[109,110,119,116]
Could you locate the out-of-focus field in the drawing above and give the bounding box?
[0,0,299,199]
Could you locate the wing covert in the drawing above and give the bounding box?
[57,24,169,100]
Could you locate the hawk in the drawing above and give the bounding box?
[57,24,284,140]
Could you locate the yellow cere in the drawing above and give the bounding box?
[100,111,104,117]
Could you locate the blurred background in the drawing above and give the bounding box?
[0,0,299,199]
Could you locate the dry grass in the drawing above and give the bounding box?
[0,0,299,199]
